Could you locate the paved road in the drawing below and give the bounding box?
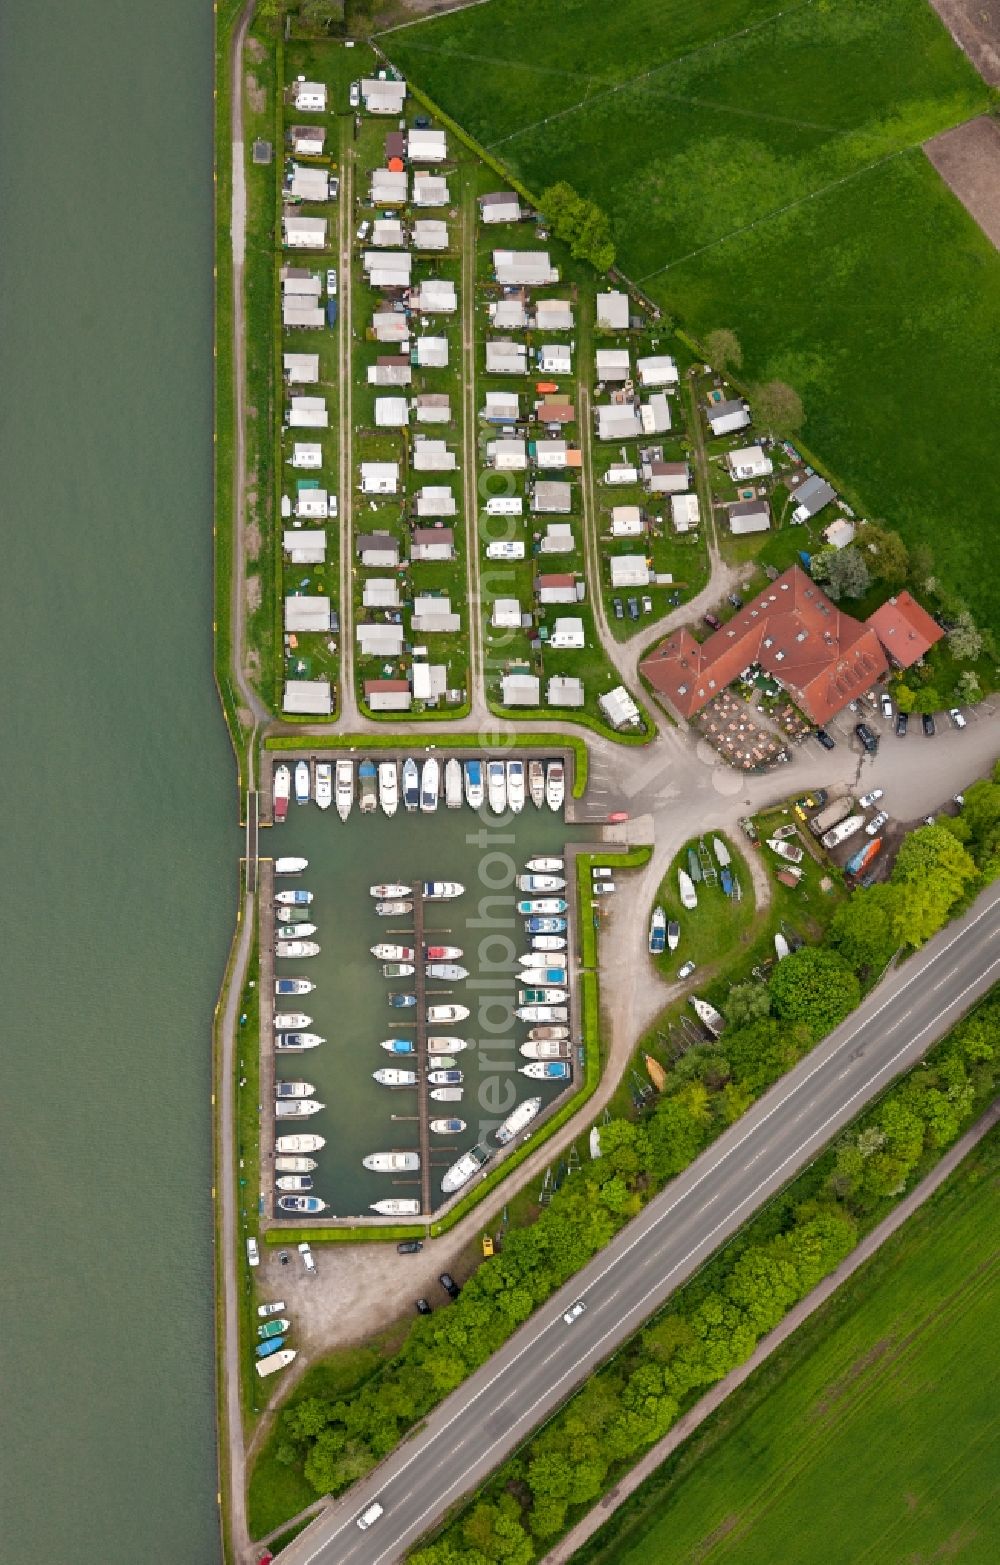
[275,882,1000,1565]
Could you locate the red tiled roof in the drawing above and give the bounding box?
[866,591,944,668]
[364,679,409,694]
[639,565,889,725]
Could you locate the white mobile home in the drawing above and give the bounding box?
[610,556,650,589]
[407,128,447,162]
[412,438,456,472]
[371,168,408,206]
[359,462,399,495]
[284,595,331,633]
[283,215,327,249]
[537,343,572,375]
[726,444,773,480]
[549,617,585,649]
[493,250,559,286]
[415,486,457,518]
[361,78,407,115]
[375,396,410,429]
[283,353,320,385]
[479,192,521,224]
[487,437,527,471]
[283,678,332,715]
[412,172,450,208]
[283,530,326,565]
[486,340,528,375]
[411,278,456,314]
[412,220,448,250]
[414,336,449,369]
[292,80,326,113]
[595,349,631,383]
[636,355,678,388]
[291,443,322,469]
[671,493,701,533]
[611,506,644,538]
[707,398,751,437]
[288,397,328,428]
[596,291,630,329]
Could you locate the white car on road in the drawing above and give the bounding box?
[859,788,884,808]
[563,1299,587,1325]
[866,810,889,836]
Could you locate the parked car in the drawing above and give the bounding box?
[257,1300,286,1318]
[414,114,430,128]
[415,1297,432,1316]
[859,789,884,808]
[563,1300,587,1325]
[298,1241,316,1276]
[593,867,613,879]
[641,595,653,614]
[612,597,624,620]
[895,711,908,736]
[678,960,696,980]
[954,793,966,808]
[439,1272,461,1299]
[627,596,639,620]
[397,1240,423,1255]
[278,1250,290,1267]
[246,1238,259,1268]
[594,882,616,895]
[855,722,878,753]
[326,268,337,295]
[949,708,967,729]
[880,692,893,718]
[329,174,340,200]
[866,810,889,836]
[922,712,936,737]
[814,728,836,751]
[703,612,722,631]
[356,219,370,241]
[349,80,360,107]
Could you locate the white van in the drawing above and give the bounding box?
[298,1241,316,1275]
[485,541,525,560]
[358,1502,384,1531]
[246,1238,259,1268]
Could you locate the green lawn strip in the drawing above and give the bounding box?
[650,835,757,973]
[573,1119,1000,1565]
[263,1224,425,1245]
[263,730,590,798]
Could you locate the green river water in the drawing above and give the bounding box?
[0,2,232,1560]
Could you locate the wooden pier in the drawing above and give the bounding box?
[412,895,432,1216]
[258,859,275,1219]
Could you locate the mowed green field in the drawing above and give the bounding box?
[580,1129,1000,1565]
[383,0,1000,624]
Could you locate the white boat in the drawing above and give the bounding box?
[649,906,667,955]
[774,933,791,961]
[363,1151,420,1173]
[373,1068,417,1086]
[713,837,731,868]
[426,963,468,981]
[275,940,320,959]
[487,759,507,814]
[277,921,317,939]
[526,856,564,873]
[441,1144,493,1194]
[767,837,805,864]
[520,1060,570,1080]
[371,943,415,961]
[667,920,680,952]
[445,759,463,809]
[494,1096,541,1145]
[421,757,440,812]
[678,869,698,910]
[507,759,525,814]
[378,761,399,816]
[371,1198,421,1216]
[545,761,565,812]
[422,881,464,901]
[464,759,485,809]
[275,1099,324,1117]
[275,889,314,907]
[275,1134,325,1153]
[275,1156,317,1173]
[275,1080,315,1099]
[382,962,415,979]
[273,1012,311,1030]
[273,765,291,822]
[528,759,545,809]
[516,1004,568,1022]
[517,898,567,915]
[428,1068,463,1085]
[427,1004,469,1023]
[376,901,412,917]
[274,856,307,876]
[335,759,354,821]
[315,763,332,811]
[517,874,566,893]
[275,978,313,995]
[590,1127,602,1159]
[527,1025,570,1041]
[371,883,412,899]
[278,1194,327,1214]
[256,1348,296,1379]
[530,935,566,952]
[425,944,462,960]
[430,1117,466,1135]
[519,952,563,970]
[430,1086,464,1102]
[517,987,567,1004]
[402,758,420,811]
[691,996,726,1037]
[427,1036,468,1054]
[275,1034,323,1053]
[276,1175,313,1192]
[359,760,377,814]
[294,761,310,805]
[520,1039,568,1059]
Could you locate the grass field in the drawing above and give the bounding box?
[383,0,1000,625]
[579,1124,1000,1565]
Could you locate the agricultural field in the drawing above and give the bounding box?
[383,0,1000,625]
[579,1124,1000,1565]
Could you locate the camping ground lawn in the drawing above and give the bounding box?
[575,1123,1000,1565]
[382,0,1000,627]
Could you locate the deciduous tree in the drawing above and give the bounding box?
[704,327,743,371]
[752,379,804,435]
[768,947,860,1037]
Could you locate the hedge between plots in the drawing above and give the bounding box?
[485,700,657,748]
[264,730,591,797]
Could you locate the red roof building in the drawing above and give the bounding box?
[866,591,944,668]
[640,565,889,725]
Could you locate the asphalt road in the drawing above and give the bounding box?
[276,882,1000,1565]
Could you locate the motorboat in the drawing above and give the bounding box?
[590,1127,602,1159]
[430,1117,466,1135]
[691,996,726,1037]
[275,1033,324,1052]
[649,906,666,955]
[441,1143,493,1194]
[256,1336,287,1358]
[519,951,563,970]
[430,1056,457,1070]
[382,962,415,979]
[373,1067,417,1086]
[402,758,420,811]
[771,824,798,841]
[277,921,317,939]
[363,1151,420,1173]
[275,889,313,907]
[667,920,680,952]
[276,907,311,924]
[507,759,525,814]
[275,940,320,958]
[425,944,462,960]
[525,916,566,934]
[494,1096,541,1145]
[545,761,565,812]
[275,1080,315,1099]
[389,992,417,1009]
[315,763,332,811]
[687,848,702,883]
[274,856,307,875]
[371,943,415,961]
[767,837,805,864]
[713,837,731,867]
[335,759,354,821]
[273,765,291,821]
[276,1134,325,1153]
[518,987,568,1004]
[275,1156,316,1173]
[520,1061,570,1079]
[427,1003,469,1022]
[645,1054,667,1091]
[276,977,314,995]
[430,1086,464,1101]
[527,1025,570,1041]
[515,1004,568,1022]
[258,1320,291,1342]
[425,963,468,981]
[428,1069,463,1085]
[520,1039,568,1059]
[378,761,399,816]
[294,761,310,805]
[445,758,463,809]
[272,1012,311,1030]
[276,1175,313,1192]
[381,1037,415,1054]
[487,760,507,815]
[376,901,413,917]
[720,867,735,896]
[774,932,791,961]
[421,757,440,812]
[275,1098,324,1117]
[359,759,377,814]
[528,760,545,809]
[278,1194,327,1214]
[678,869,698,910]
[530,935,566,952]
[256,1348,296,1379]
[422,881,464,900]
[464,759,485,809]
[517,874,566,893]
[371,1198,420,1216]
[427,1036,467,1054]
[371,883,412,899]
[526,856,564,873]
